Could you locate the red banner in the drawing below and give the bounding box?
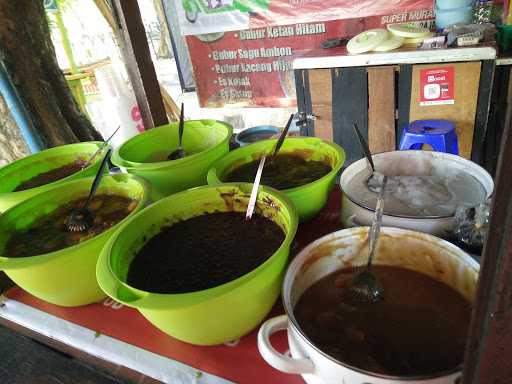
[182,0,435,107]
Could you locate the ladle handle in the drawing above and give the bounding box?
[178,103,184,148]
[353,123,375,174]
[85,126,120,167]
[367,176,387,270]
[272,114,294,158]
[83,149,112,210]
[246,156,266,220]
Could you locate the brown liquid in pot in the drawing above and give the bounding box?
[294,265,471,376]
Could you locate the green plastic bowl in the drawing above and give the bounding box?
[207,137,345,221]
[0,142,105,213]
[0,174,150,307]
[96,183,298,345]
[111,120,232,201]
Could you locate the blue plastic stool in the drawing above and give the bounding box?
[399,119,459,155]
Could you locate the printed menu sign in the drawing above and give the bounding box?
[176,0,435,107]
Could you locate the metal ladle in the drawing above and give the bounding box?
[245,114,294,220]
[344,122,387,303]
[66,149,112,232]
[352,123,386,191]
[167,103,186,160]
[269,113,294,160]
[345,175,387,303]
[82,126,120,169]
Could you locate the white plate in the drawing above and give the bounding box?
[387,23,433,38]
[403,33,434,45]
[347,29,389,54]
[372,35,405,52]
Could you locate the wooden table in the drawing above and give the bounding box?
[0,192,344,384]
[0,187,483,383]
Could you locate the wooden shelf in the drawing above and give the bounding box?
[294,46,497,69]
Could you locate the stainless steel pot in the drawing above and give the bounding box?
[339,151,493,237]
[258,227,479,384]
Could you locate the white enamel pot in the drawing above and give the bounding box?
[258,227,479,384]
[339,151,493,237]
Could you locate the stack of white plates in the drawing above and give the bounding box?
[346,23,434,54]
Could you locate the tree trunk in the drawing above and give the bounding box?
[0,0,103,148]
[0,92,30,166]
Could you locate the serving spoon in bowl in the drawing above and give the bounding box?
[269,113,294,161]
[344,122,388,303]
[82,126,120,169]
[245,114,294,220]
[352,123,388,193]
[167,103,186,160]
[345,175,387,303]
[66,149,112,232]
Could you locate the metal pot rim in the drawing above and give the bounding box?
[342,188,453,220]
[339,149,494,220]
[281,228,465,381]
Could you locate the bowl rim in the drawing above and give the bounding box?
[282,226,479,381]
[0,174,150,269]
[236,125,280,143]
[111,120,233,170]
[208,136,346,193]
[97,182,299,309]
[0,141,105,196]
[339,149,494,219]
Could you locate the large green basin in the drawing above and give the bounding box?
[0,142,105,213]
[207,137,345,221]
[0,174,150,307]
[96,183,298,345]
[111,120,232,201]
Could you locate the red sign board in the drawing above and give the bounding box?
[180,0,435,107]
[419,66,455,106]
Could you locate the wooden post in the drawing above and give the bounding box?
[111,0,168,129]
[367,66,396,153]
[307,69,333,142]
[462,108,512,382]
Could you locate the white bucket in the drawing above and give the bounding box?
[94,64,144,148]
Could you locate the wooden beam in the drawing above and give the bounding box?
[368,66,396,153]
[308,69,333,142]
[93,1,178,123]
[462,106,512,382]
[397,64,412,148]
[160,85,180,121]
[92,0,116,32]
[294,69,315,137]
[472,60,496,165]
[484,66,511,176]
[111,0,168,129]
